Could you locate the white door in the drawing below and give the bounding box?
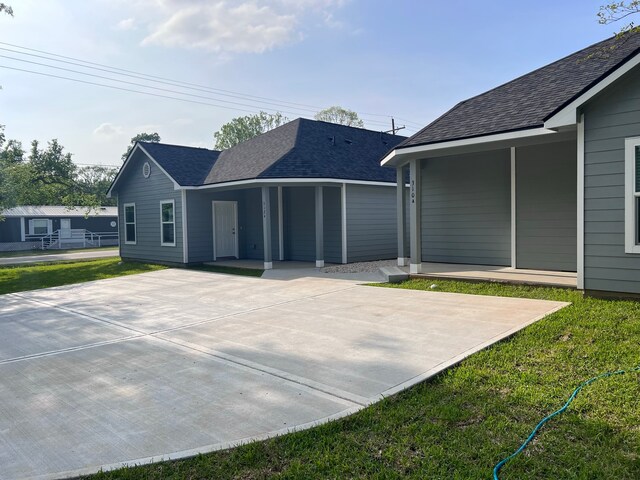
[60,219,71,238]
[213,201,238,259]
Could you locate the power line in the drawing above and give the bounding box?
[0,40,425,129]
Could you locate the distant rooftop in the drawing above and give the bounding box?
[1,206,118,217]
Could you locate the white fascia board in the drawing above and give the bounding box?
[181,177,396,191]
[380,127,558,167]
[545,52,640,129]
[107,143,181,197]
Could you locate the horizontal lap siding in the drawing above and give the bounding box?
[346,184,397,262]
[421,150,511,265]
[583,65,640,294]
[116,151,183,263]
[516,141,577,271]
[284,187,315,261]
[0,218,21,242]
[187,188,277,262]
[323,187,342,264]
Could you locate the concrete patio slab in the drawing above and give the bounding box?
[0,268,568,480]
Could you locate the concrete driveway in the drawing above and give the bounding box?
[0,269,568,480]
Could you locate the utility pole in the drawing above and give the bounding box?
[385,117,405,135]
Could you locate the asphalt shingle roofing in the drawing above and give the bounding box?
[400,32,640,149]
[138,118,405,187]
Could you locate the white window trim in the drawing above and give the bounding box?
[160,199,176,247]
[28,218,52,236]
[123,203,137,245]
[625,137,640,254]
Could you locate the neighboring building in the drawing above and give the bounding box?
[382,33,640,297]
[107,118,406,268]
[0,206,119,251]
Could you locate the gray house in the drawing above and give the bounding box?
[108,119,406,268]
[0,205,118,251]
[383,33,640,297]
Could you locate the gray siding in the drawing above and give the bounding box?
[0,218,21,242]
[283,187,315,261]
[421,150,511,265]
[186,188,278,263]
[114,150,184,263]
[346,184,397,262]
[516,141,577,271]
[583,65,640,294]
[323,187,342,264]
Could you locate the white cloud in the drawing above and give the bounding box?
[93,123,124,138]
[138,0,348,54]
[172,118,194,126]
[115,17,137,30]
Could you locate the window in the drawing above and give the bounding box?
[30,219,50,235]
[625,138,640,253]
[160,200,175,246]
[124,203,136,244]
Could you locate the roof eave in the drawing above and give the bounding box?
[380,127,560,167]
[544,49,640,129]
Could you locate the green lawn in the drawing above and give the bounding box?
[0,257,166,295]
[84,279,640,480]
[0,246,118,259]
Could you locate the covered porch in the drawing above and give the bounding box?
[393,128,581,288]
[185,183,345,270]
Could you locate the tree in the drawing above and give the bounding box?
[314,106,364,128]
[75,165,118,206]
[121,132,161,161]
[213,111,288,150]
[598,1,640,35]
[0,3,13,16]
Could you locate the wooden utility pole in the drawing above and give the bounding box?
[386,117,405,135]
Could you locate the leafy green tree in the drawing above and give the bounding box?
[599,2,640,34]
[314,106,364,128]
[213,111,288,150]
[121,132,161,161]
[76,165,118,206]
[0,3,13,16]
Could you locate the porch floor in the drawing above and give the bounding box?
[413,262,577,288]
[205,259,328,270]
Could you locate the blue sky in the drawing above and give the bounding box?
[0,0,618,166]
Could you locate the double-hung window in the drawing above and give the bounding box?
[625,137,640,253]
[124,203,136,244]
[160,200,175,246]
[30,219,50,235]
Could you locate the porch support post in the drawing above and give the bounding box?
[315,186,324,268]
[341,183,348,264]
[577,113,585,290]
[397,165,408,266]
[511,147,517,269]
[278,186,284,261]
[261,186,273,270]
[409,159,422,273]
[20,217,25,242]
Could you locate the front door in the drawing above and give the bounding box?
[213,201,238,259]
[60,218,71,238]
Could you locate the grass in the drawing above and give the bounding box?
[84,278,640,480]
[0,257,166,295]
[191,264,264,277]
[0,246,118,259]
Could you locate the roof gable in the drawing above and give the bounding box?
[139,142,220,186]
[400,33,640,149]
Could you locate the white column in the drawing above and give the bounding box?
[409,159,422,273]
[341,183,348,264]
[278,186,284,261]
[262,186,273,270]
[315,186,324,267]
[397,165,408,266]
[20,217,25,242]
[511,147,517,269]
[577,114,585,290]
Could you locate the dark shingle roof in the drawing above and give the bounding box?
[400,33,640,149]
[135,119,405,187]
[204,118,405,184]
[138,142,220,186]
